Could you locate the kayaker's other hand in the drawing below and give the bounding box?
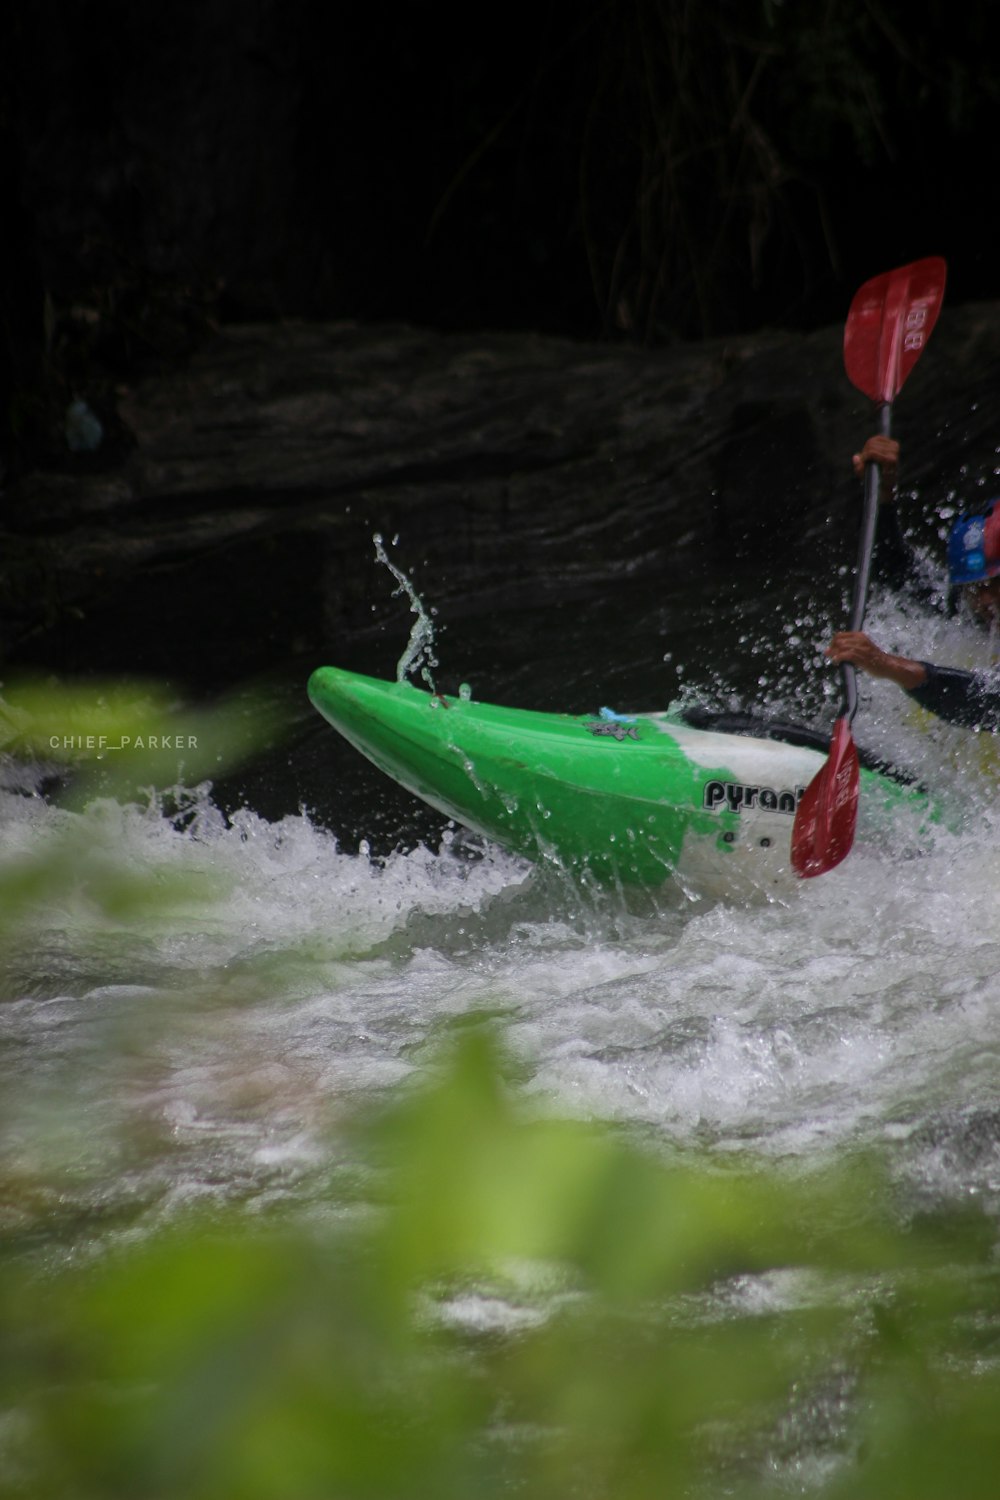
[826,631,889,675]
[851,435,899,499]
[826,631,927,691]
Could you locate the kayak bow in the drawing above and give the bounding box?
[308,666,929,895]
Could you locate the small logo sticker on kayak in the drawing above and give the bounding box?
[703,779,805,814]
[585,721,639,741]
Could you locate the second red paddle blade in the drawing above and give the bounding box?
[791,717,861,878]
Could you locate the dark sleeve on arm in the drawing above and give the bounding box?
[872,504,918,592]
[907,663,1000,732]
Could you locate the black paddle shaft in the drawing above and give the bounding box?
[841,401,892,724]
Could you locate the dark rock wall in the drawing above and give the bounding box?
[3,1,998,694]
[5,306,1000,685]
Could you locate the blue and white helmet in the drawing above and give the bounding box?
[947,501,1000,585]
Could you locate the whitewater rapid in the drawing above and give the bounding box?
[4,673,1000,1262]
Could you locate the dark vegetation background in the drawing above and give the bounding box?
[2,0,999,772]
[2,0,997,476]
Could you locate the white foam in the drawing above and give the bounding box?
[3,718,1000,1229]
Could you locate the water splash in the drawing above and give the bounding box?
[373,533,439,690]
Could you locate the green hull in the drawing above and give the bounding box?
[307,666,927,894]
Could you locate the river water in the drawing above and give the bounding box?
[5,548,1000,1210]
[3,531,1000,1481]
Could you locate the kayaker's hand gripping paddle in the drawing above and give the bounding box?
[791,257,947,879]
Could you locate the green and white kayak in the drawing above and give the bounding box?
[307,666,931,896]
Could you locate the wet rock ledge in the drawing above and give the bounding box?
[3,309,1000,685]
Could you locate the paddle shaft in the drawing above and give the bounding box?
[792,257,946,878]
[840,400,892,724]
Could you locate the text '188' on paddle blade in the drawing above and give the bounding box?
[791,718,861,878]
[843,256,946,405]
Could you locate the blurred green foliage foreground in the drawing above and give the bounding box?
[3,1027,1000,1500]
[0,675,286,932]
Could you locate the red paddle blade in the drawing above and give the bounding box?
[791,717,861,878]
[843,256,947,405]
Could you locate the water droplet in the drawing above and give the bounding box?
[458,682,472,701]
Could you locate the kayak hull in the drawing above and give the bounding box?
[307,666,925,895]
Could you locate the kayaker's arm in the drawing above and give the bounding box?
[826,632,927,692]
[826,631,1000,732]
[906,662,1000,733]
[853,435,935,601]
[871,501,915,594]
